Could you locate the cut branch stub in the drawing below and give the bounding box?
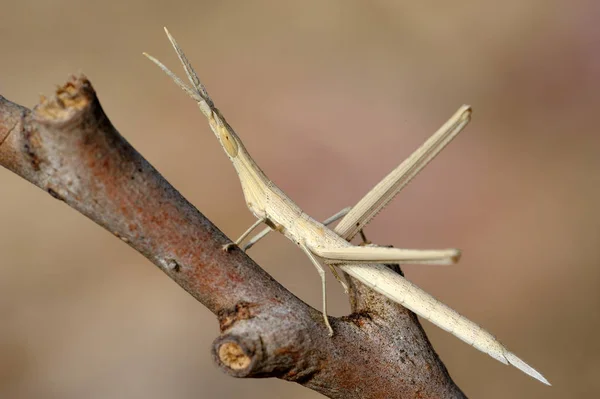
[0,76,465,398]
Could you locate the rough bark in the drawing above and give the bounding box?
[0,76,466,398]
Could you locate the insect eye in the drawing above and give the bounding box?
[218,128,239,157]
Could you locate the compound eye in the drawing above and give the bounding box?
[218,126,239,157]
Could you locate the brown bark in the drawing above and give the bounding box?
[0,76,466,398]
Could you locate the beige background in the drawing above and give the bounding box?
[1,1,599,398]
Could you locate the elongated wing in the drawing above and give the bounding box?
[339,262,550,385]
[335,106,471,241]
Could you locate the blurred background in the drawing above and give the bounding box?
[1,1,599,398]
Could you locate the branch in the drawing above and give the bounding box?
[0,76,466,398]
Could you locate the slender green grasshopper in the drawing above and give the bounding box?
[144,28,549,385]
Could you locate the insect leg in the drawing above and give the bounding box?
[243,206,352,252]
[223,217,267,252]
[300,243,334,336]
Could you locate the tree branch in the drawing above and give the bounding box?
[0,76,466,398]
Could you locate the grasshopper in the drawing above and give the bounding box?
[144,28,549,385]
